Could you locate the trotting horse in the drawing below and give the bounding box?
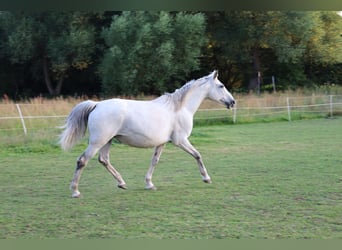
[59,70,235,197]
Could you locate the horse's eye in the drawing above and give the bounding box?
[219,85,224,88]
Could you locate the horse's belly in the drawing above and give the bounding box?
[115,133,169,148]
[105,100,174,147]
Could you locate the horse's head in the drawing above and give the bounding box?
[206,70,235,109]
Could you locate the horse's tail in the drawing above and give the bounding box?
[59,100,98,151]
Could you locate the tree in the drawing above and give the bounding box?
[303,12,342,83]
[98,11,207,96]
[0,11,96,96]
[204,11,342,90]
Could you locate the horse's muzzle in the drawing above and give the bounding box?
[225,100,235,109]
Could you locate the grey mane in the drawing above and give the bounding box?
[153,77,208,111]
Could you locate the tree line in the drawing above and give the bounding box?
[0,11,341,99]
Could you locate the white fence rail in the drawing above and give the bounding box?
[1,95,342,135]
[196,95,342,124]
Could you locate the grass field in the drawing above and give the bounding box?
[0,118,341,239]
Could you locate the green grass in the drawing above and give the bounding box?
[1,119,342,239]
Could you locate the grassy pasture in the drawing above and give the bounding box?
[0,118,342,239]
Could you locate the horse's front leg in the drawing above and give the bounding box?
[145,144,165,190]
[177,139,211,184]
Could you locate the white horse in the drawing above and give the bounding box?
[59,70,235,197]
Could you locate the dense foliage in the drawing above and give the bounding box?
[99,11,206,95]
[0,11,341,98]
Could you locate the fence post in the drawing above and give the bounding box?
[286,97,291,122]
[233,104,237,124]
[271,75,276,93]
[16,104,27,135]
[329,95,333,118]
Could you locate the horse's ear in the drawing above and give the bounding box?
[213,70,218,79]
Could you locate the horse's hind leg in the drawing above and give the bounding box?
[145,144,165,190]
[70,145,99,198]
[98,140,127,189]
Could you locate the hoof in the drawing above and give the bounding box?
[118,184,127,190]
[203,179,212,184]
[72,191,81,198]
[145,185,157,190]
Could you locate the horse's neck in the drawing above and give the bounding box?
[181,85,208,115]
